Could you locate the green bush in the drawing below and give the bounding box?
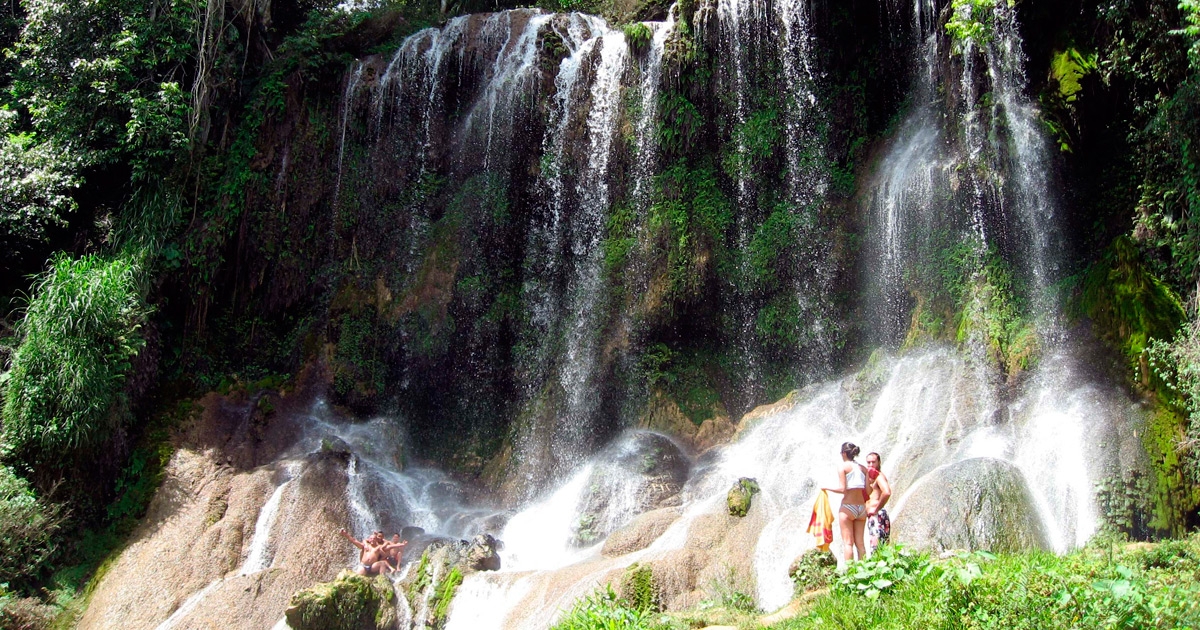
[1,253,148,465]
[551,586,671,630]
[623,23,653,54]
[0,465,65,583]
[789,548,836,594]
[834,545,936,599]
[430,566,463,627]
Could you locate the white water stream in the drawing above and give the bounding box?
[439,346,1137,626]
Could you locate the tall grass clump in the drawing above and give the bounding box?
[1,253,148,466]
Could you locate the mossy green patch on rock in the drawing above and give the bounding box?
[727,477,760,517]
[285,570,397,630]
[1070,236,1185,388]
[429,566,462,628]
[1141,406,1200,536]
[618,563,660,612]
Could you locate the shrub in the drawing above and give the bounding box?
[623,23,653,54]
[0,465,65,583]
[789,548,836,593]
[1,253,149,465]
[551,585,670,630]
[776,538,1200,629]
[834,545,935,599]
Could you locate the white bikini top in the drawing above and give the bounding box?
[846,462,867,490]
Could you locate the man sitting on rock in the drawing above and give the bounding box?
[865,452,893,557]
[384,534,409,570]
[339,528,393,576]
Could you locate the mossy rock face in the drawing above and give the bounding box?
[727,477,760,517]
[892,457,1050,553]
[285,570,398,630]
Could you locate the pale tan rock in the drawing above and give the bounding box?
[737,390,802,436]
[80,377,350,630]
[602,507,682,557]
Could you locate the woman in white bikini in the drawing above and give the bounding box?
[823,442,870,561]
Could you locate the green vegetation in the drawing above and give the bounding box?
[834,544,941,599]
[1071,237,1185,381]
[550,586,672,630]
[905,241,1039,377]
[430,566,463,629]
[0,465,65,585]
[726,477,759,517]
[722,106,781,182]
[945,0,1012,47]
[0,110,79,256]
[789,548,836,594]
[647,162,733,302]
[621,564,659,613]
[776,539,1200,629]
[285,570,398,630]
[637,344,724,425]
[2,253,148,465]
[1150,321,1200,483]
[623,23,653,54]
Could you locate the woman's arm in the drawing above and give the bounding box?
[822,464,848,493]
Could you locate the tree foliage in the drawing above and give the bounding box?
[9,0,196,177]
[0,109,80,255]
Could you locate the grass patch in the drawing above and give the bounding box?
[772,537,1200,629]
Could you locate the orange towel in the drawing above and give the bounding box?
[807,489,834,552]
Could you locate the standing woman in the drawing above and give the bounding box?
[822,442,870,561]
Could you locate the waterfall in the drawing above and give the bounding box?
[509,13,636,494]
[239,463,301,575]
[459,11,555,173]
[333,60,364,209]
[305,1,1135,625]
[630,12,675,208]
[555,24,629,476]
[717,0,766,403]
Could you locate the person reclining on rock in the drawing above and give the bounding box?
[384,534,409,570]
[339,528,392,576]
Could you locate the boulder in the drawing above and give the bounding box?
[465,533,502,571]
[726,478,759,517]
[570,431,690,546]
[892,457,1050,553]
[401,541,474,628]
[285,570,397,630]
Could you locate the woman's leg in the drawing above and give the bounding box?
[837,509,855,561]
[853,516,867,561]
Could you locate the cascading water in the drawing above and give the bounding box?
[161,2,1148,628]
[240,462,301,575]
